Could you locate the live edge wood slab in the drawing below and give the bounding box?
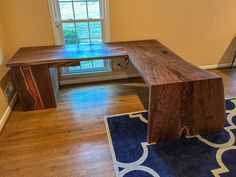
[7,40,226,143]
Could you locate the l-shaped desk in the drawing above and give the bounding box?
[7,40,226,143]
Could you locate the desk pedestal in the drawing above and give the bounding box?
[10,65,59,111]
[148,78,226,143]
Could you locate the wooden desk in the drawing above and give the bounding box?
[7,40,226,143]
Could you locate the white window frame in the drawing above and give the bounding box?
[48,0,111,45]
[48,0,111,76]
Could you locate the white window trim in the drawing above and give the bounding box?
[48,0,112,77]
[48,0,111,45]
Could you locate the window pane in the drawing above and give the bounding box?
[76,22,89,39]
[63,59,110,75]
[79,39,90,44]
[88,1,101,19]
[93,60,105,68]
[62,23,77,44]
[64,38,77,44]
[59,2,74,20]
[91,38,102,44]
[69,66,81,71]
[81,61,93,69]
[74,2,87,19]
[89,22,102,38]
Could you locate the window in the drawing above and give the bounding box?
[62,59,110,75]
[49,0,111,75]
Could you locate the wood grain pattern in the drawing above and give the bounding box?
[7,40,226,143]
[7,44,128,66]
[10,65,57,111]
[48,61,81,68]
[21,66,43,109]
[49,68,60,103]
[109,40,220,85]
[148,79,225,142]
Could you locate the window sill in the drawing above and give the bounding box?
[61,69,113,77]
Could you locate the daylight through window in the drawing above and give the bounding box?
[55,0,110,75]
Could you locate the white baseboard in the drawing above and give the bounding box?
[199,63,235,70]
[0,93,18,132]
[60,73,140,85]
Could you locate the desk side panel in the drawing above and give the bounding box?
[148,78,226,143]
[49,68,60,103]
[10,65,57,111]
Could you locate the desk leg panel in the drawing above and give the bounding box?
[148,83,183,143]
[148,78,226,143]
[10,65,57,111]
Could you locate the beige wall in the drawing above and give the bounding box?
[1,0,236,117]
[110,0,236,66]
[0,0,55,49]
[0,88,7,120]
[0,13,11,118]
[0,22,7,79]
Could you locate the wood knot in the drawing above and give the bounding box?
[161,51,168,54]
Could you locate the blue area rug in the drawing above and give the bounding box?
[105,99,236,177]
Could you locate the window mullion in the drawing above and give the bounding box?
[85,1,92,44]
[71,0,79,44]
[74,22,79,44]
[85,0,89,20]
[61,19,103,23]
[88,22,92,43]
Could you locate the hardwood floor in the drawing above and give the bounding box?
[0,68,236,177]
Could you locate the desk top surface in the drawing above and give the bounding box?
[7,43,128,66]
[7,40,220,86]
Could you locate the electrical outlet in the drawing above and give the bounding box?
[8,83,14,93]
[113,61,121,69]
